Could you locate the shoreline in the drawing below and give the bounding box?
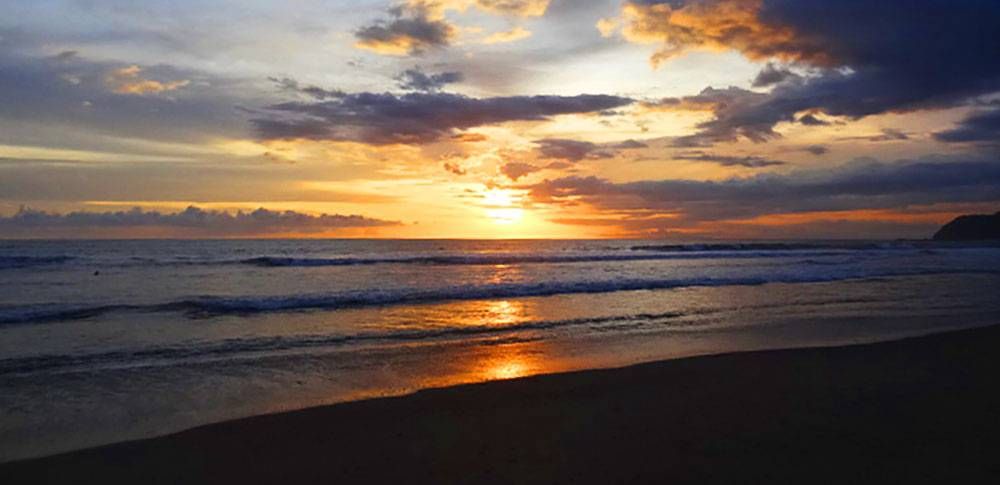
[5,322,1000,483]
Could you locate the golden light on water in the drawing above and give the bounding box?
[487,357,531,380]
[484,300,524,326]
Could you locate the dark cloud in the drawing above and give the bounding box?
[797,114,829,126]
[871,129,909,141]
[254,92,633,145]
[675,151,787,168]
[535,139,601,161]
[629,0,1000,146]
[935,109,1000,143]
[646,87,774,146]
[50,50,80,62]
[395,68,464,92]
[751,63,797,88]
[354,5,455,56]
[534,138,648,161]
[0,206,397,238]
[525,158,1000,222]
[612,139,649,149]
[269,77,346,100]
[803,145,829,156]
[646,86,764,113]
[838,129,910,142]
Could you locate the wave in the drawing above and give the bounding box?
[0,310,690,375]
[636,241,1000,252]
[632,242,925,252]
[238,251,857,268]
[4,267,999,325]
[0,255,75,270]
[6,241,998,271]
[0,250,865,270]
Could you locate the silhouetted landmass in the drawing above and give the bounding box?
[933,211,1000,241]
[4,324,1000,484]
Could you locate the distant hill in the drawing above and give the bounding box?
[933,212,1000,241]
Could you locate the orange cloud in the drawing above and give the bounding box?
[452,132,489,142]
[615,0,827,68]
[105,65,190,95]
[483,26,532,44]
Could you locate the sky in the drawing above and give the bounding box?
[1,0,999,239]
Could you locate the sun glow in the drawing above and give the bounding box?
[482,189,525,225]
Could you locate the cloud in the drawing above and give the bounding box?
[472,0,550,17]
[354,4,456,56]
[617,0,808,68]
[451,132,489,142]
[529,138,648,162]
[483,26,533,44]
[254,90,633,145]
[0,50,249,145]
[802,144,828,156]
[621,0,1000,146]
[500,161,541,180]
[596,17,619,38]
[524,158,1000,224]
[674,151,786,168]
[644,86,765,113]
[535,138,603,161]
[353,0,551,56]
[838,129,910,143]
[935,109,1000,143]
[50,50,79,62]
[646,86,774,145]
[751,62,797,88]
[0,206,398,238]
[105,65,190,95]
[612,139,649,149]
[499,160,575,181]
[394,68,464,91]
[425,0,550,17]
[797,113,829,126]
[443,161,467,175]
[270,77,346,100]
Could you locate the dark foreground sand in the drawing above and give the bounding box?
[5,325,1000,484]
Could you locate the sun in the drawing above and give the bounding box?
[483,189,525,225]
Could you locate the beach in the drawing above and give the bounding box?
[5,322,1000,484]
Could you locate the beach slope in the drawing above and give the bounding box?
[4,324,1000,484]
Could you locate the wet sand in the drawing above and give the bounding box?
[4,323,1000,484]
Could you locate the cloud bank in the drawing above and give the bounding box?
[0,206,398,238]
[525,158,1000,223]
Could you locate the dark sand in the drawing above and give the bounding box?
[5,325,1000,484]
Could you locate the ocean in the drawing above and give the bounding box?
[2,239,1000,461]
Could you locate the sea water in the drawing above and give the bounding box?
[2,239,1000,460]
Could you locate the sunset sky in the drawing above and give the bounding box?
[2,0,999,238]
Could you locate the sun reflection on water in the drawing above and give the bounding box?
[484,300,523,326]
[486,355,531,380]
